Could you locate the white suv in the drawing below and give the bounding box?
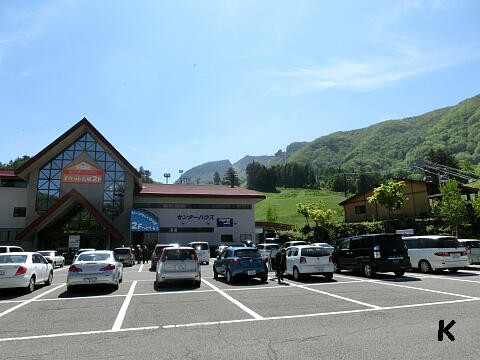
[285,245,334,281]
[187,242,210,265]
[402,236,468,273]
[0,246,24,253]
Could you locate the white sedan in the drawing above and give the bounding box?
[0,252,54,293]
[285,245,334,281]
[67,250,123,291]
[38,250,65,268]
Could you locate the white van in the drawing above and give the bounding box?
[402,235,468,273]
[458,239,480,265]
[187,242,210,265]
[0,246,24,253]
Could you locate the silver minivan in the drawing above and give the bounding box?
[402,235,468,273]
[458,239,480,265]
[155,247,201,287]
[187,242,210,265]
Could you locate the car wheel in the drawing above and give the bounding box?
[419,260,432,274]
[333,262,341,274]
[448,268,459,273]
[26,276,35,294]
[363,264,374,278]
[119,273,123,283]
[293,267,301,281]
[45,271,53,286]
[206,262,209,266]
[394,271,405,277]
[60,261,64,268]
[226,270,233,284]
[324,272,333,280]
[113,279,119,291]
[260,275,268,283]
[213,268,218,280]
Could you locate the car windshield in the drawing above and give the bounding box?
[465,241,480,248]
[114,248,131,254]
[437,238,460,248]
[38,251,54,256]
[267,245,280,250]
[0,255,27,263]
[301,247,330,257]
[378,236,407,250]
[235,249,261,258]
[77,253,111,261]
[164,249,195,260]
[191,243,209,250]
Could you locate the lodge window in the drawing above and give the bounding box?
[13,207,26,217]
[355,205,366,214]
[35,133,126,219]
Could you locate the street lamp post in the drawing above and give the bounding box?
[163,173,171,184]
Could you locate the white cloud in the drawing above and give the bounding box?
[270,42,480,94]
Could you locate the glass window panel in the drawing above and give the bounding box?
[37,180,49,189]
[85,133,94,142]
[51,170,61,179]
[86,142,95,151]
[52,160,62,169]
[95,152,106,161]
[39,170,51,179]
[63,150,74,160]
[74,142,84,151]
[105,162,114,171]
[51,179,61,188]
[115,172,125,181]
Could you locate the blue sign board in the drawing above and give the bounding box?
[130,209,160,232]
[217,218,233,227]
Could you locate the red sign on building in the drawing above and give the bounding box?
[62,162,104,184]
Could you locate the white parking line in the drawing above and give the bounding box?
[201,278,264,319]
[111,281,137,331]
[138,264,144,272]
[0,326,159,343]
[0,284,65,318]
[163,297,480,329]
[286,281,382,309]
[421,275,480,284]
[366,279,477,299]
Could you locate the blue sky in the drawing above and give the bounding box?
[1,0,479,182]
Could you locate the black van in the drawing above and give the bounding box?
[332,234,411,278]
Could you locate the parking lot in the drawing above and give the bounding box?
[1,262,480,359]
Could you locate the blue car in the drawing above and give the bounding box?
[213,247,268,283]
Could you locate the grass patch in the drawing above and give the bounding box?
[255,187,346,227]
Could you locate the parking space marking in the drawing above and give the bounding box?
[138,264,144,272]
[201,279,264,320]
[112,281,137,330]
[366,279,478,299]
[421,275,480,284]
[0,284,65,319]
[0,326,160,343]
[286,281,382,309]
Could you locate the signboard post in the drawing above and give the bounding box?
[68,235,80,249]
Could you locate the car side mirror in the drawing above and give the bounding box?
[46,258,53,264]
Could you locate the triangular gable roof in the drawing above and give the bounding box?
[16,189,124,241]
[15,118,141,184]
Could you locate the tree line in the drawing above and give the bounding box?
[245,161,316,192]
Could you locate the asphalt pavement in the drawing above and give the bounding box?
[1,262,480,359]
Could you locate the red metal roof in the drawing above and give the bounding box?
[137,184,266,199]
[0,169,17,177]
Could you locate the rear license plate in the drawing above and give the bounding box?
[247,270,256,276]
[452,253,460,258]
[176,265,186,271]
[83,277,97,283]
[315,267,324,272]
[392,259,399,264]
[0,270,5,275]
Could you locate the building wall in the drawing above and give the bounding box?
[343,181,430,223]
[0,187,27,245]
[133,196,258,247]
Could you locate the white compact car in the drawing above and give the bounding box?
[403,236,468,273]
[38,250,65,268]
[67,250,123,291]
[187,242,210,265]
[0,252,53,293]
[155,247,201,287]
[458,239,480,265]
[285,245,334,281]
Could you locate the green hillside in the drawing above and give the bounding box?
[255,188,346,227]
[276,94,480,172]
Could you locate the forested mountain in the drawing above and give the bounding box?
[283,94,480,172]
[177,160,232,184]
[182,94,480,184]
[233,155,274,181]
